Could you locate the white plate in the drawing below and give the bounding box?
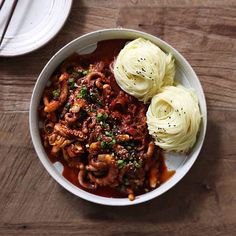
[30,29,207,206]
[0,0,73,56]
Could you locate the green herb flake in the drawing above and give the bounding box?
[109,139,116,146]
[117,160,126,169]
[134,160,142,168]
[77,86,87,99]
[70,82,76,89]
[105,131,113,137]
[82,70,90,75]
[52,89,60,97]
[101,141,107,149]
[129,156,134,161]
[97,113,103,119]
[68,78,74,83]
[102,122,109,129]
[96,113,108,122]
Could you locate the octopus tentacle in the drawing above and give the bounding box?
[44,79,69,113]
[64,113,79,123]
[86,158,108,172]
[149,164,159,188]
[78,169,97,190]
[87,154,118,186]
[85,72,105,83]
[146,142,155,159]
[54,123,87,140]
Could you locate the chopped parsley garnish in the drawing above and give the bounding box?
[101,141,107,149]
[68,78,74,83]
[100,139,116,149]
[134,160,143,168]
[96,113,108,122]
[77,86,87,99]
[110,139,116,145]
[70,83,76,89]
[68,78,78,90]
[52,89,60,98]
[117,160,126,169]
[77,69,90,76]
[101,122,109,129]
[129,156,134,161]
[82,70,90,75]
[105,131,113,137]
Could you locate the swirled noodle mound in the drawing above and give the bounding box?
[147,85,201,153]
[114,38,175,103]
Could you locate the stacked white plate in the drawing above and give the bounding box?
[0,0,73,56]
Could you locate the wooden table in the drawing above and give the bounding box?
[1,1,236,235]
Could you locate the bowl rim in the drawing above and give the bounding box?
[29,28,207,206]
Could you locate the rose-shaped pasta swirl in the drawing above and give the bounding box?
[114,38,175,103]
[147,85,201,153]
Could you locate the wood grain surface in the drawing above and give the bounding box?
[0,0,236,235]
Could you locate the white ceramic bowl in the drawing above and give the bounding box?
[29,28,207,206]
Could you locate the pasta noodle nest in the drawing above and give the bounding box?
[114,38,175,103]
[146,85,201,153]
